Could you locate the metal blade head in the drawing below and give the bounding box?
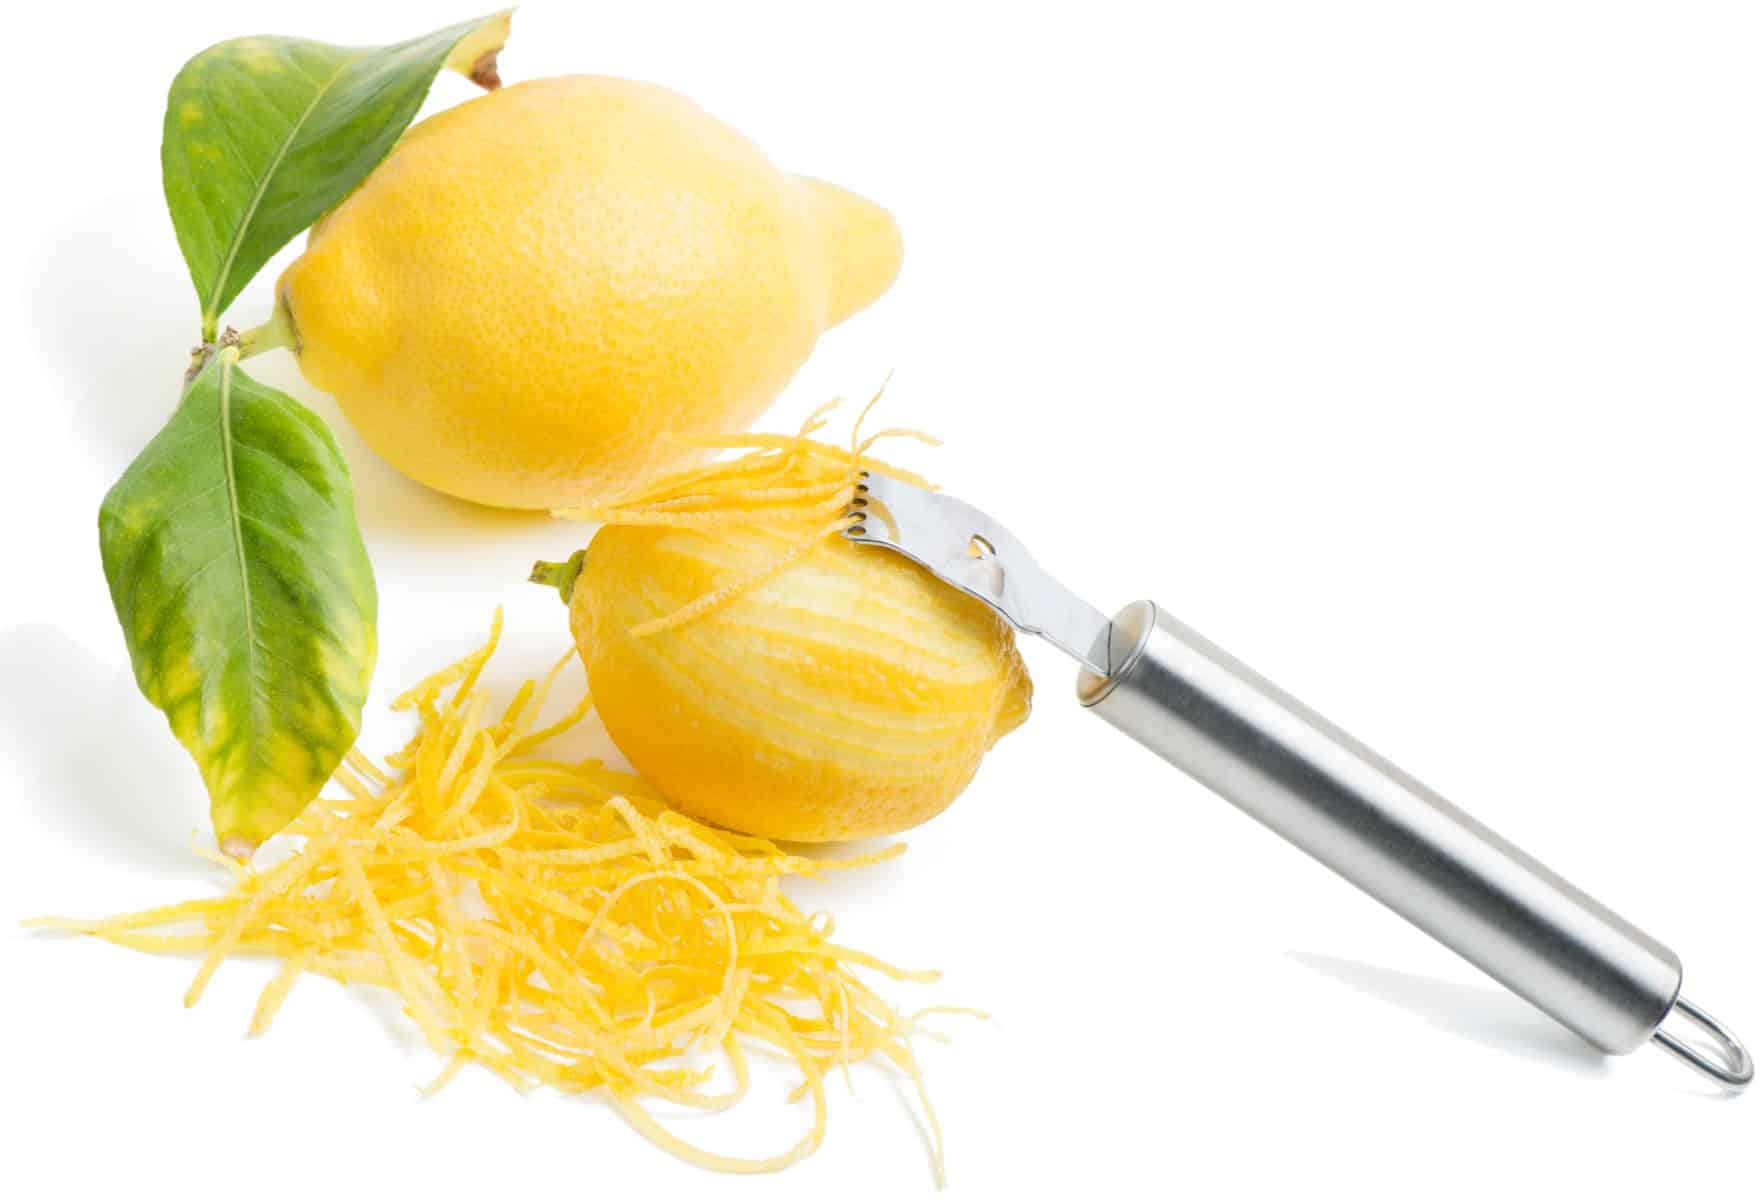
[844,472,1114,674]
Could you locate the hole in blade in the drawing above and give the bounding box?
[961,535,1005,597]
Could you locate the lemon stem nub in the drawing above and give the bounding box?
[237,300,299,360]
[530,551,586,603]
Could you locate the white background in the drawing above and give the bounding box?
[3,2,1758,1195]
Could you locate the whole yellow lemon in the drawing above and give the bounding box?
[276,75,903,509]
[566,519,1032,843]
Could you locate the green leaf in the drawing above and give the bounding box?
[99,350,377,851]
[163,10,513,339]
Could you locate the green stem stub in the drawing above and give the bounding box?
[239,299,299,359]
[531,550,586,604]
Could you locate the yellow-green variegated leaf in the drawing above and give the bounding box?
[98,350,376,851]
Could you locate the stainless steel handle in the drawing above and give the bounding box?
[1079,600,1748,1080]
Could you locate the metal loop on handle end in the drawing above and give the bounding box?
[1652,996,1753,1092]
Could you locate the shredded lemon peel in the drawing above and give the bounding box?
[33,611,964,1183]
[556,391,939,639]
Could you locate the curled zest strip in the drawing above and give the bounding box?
[573,390,940,641]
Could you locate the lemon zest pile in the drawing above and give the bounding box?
[36,611,973,1181]
[567,393,938,638]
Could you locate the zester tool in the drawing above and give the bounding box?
[845,471,1752,1091]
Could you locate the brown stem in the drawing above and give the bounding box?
[184,326,243,386]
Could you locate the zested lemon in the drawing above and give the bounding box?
[547,430,1031,842]
[277,75,903,509]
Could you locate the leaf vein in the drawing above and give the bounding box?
[249,632,339,694]
[136,546,239,644]
[199,48,365,325]
[230,438,338,508]
[140,478,229,526]
[215,358,262,745]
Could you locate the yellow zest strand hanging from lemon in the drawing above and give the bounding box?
[550,393,941,636]
[34,611,970,1182]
